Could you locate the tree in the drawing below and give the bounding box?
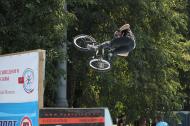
[0,0,74,106]
[0,0,189,123]
[67,0,190,122]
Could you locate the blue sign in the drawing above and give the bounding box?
[0,102,38,126]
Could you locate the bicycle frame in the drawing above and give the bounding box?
[73,34,111,71]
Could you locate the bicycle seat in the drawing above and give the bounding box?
[117,52,129,57]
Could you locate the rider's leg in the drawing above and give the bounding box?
[110,36,133,48]
[89,36,135,55]
[111,41,135,56]
[110,36,135,56]
[97,41,111,49]
[112,46,130,56]
[97,36,133,49]
[107,46,129,61]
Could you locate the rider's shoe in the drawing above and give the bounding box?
[87,44,98,51]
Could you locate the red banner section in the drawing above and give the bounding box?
[39,117,104,124]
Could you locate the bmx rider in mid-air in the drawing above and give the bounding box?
[88,23,136,58]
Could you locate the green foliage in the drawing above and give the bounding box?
[67,0,190,122]
[0,0,189,123]
[0,0,75,106]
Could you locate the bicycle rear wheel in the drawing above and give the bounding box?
[89,58,111,71]
[73,34,96,51]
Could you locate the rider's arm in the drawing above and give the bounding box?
[126,29,135,42]
[114,30,121,38]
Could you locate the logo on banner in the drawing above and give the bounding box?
[20,116,32,126]
[22,68,34,94]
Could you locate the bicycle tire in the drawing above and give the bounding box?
[73,34,96,51]
[89,58,111,71]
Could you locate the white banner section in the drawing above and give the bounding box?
[0,52,39,103]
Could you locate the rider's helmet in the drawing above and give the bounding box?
[119,24,130,31]
[119,24,130,36]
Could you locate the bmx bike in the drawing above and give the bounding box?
[73,34,112,71]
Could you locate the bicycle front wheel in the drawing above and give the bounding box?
[89,58,111,71]
[73,34,96,51]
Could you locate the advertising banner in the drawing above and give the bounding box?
[39,108,106,126]
[0,50,45,126]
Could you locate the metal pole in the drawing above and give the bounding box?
[56,0,68,107]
